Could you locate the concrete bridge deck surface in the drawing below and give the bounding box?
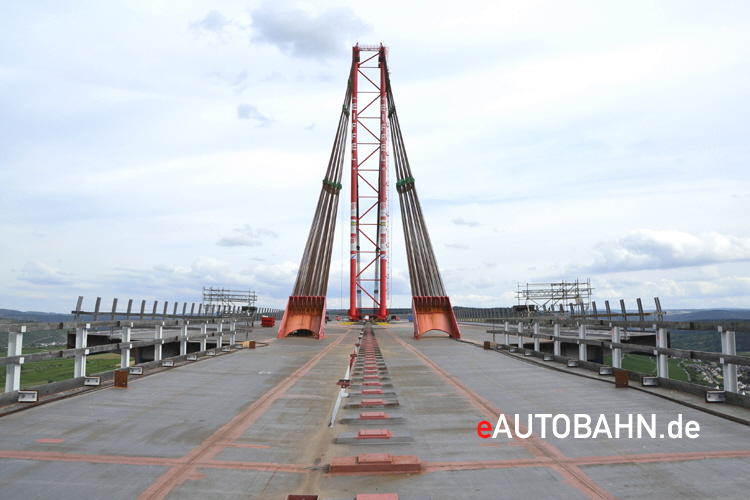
[1,322,749,499]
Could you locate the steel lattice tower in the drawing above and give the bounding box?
[349,44,388,321]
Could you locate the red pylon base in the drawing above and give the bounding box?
[278,296,326,339]
[412,296,461,340]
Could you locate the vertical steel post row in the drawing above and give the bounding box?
[229,320,236,345]
[578,324,587,361]
[517,323,524,349]
[533,322,540,351]
[200,324,207,351]
[612,326,622,369]
[720,327,738,393]
[180,322,188,356]
[504,321,510,346]
[74,324,89,378]
[656,327,668,378]
[121,324,132,368]
[216,322,224,349]
[5,326,24,392]
[553,323,561,356]
[154,324,163,361]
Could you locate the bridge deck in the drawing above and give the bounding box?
[1,322,749,499]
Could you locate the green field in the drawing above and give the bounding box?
[1,346,128,391]
[604,353,689,382]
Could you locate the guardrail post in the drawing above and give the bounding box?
[578,324,586,361]
[216,322,224,349]
[656,327,668,378]
[720,327,738,393]
[553,323,561,356]
[5,326,24,392]
[504,321,509,346]
[516,322,524,349]
[180,322,188,356]
[200,323,207,351]
[154,324,163,361]
[229,320,236,345]
[612,326,622,369]
[533,322,540,351]
[121,324,132,368]
[74,324,89,378]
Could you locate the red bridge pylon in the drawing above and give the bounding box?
[280,44,460,340]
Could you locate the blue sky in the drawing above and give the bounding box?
[1,0,749,314]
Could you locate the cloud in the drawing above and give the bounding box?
[217,225,279,247]
[572,230,750,273]
[451,217,481,227]
[18,262,71,286]
[445,243,469,250]
[190,10,230,34]
[249,1,371,59]
[236,103,272,125]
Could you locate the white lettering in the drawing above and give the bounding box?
[574,414,591,438]
[552,414,570,438]
[615,413,633,438]
[592,414,612,438]
[535,414,552,438]
[668,414,683,438]
[492,414,512,439]
[514,414,532,439]
[637,414,656,438]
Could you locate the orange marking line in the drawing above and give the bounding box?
[388,330,617,500]
[0,450,181,467]
[282,394,322,398]
[224,443,271,449]
[137,331,350,500]
[35,439,66,443]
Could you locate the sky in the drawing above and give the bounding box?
[2,0,750,315]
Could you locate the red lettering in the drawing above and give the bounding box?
[477,420,492,438]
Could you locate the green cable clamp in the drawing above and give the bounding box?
[396,176,415,187]
[323,178,343,190]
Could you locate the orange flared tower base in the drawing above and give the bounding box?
[278,296,326,339]
[412,296,461,340]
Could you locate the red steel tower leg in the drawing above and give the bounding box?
[348,44,389,321]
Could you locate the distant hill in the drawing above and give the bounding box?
[0,309,75,323]
[663,309,750,321]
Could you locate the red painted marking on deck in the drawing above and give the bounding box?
[282,394,322,398]
[225,443,271,449]
[137,331,351,500]
[388,330,617,500]
[35,439,66,443]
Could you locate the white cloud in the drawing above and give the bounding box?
[572,230,750,273]
[236,103,272,125]
[217,225,279,247]
[445,243,469,250]
[249,1,371,59]
[451,217,481,227]
[190,10,230,34]
[18,262,71,286]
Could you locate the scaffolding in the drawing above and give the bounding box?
[515,279,593,316]
[202,287,258,315]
